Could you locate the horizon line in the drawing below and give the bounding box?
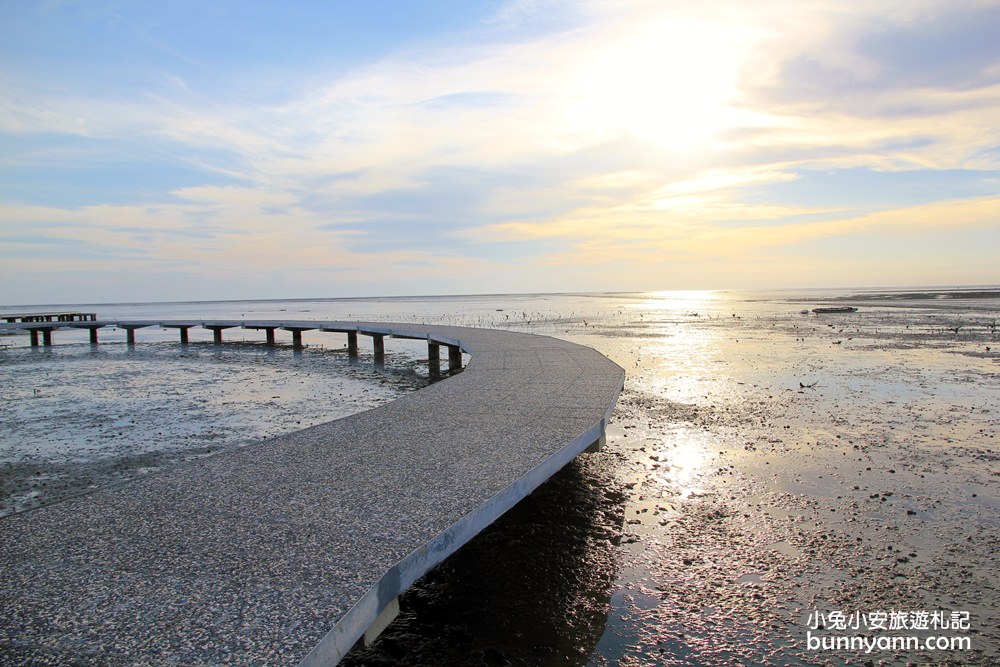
[3,283,999,311]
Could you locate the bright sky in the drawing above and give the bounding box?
[2,0,999,304]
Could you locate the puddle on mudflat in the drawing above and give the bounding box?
[764,541,801,558]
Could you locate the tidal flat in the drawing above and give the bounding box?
[581,300,998,666]
[0,343,428,516]
[1,289,996,665]
[343,290,999,666]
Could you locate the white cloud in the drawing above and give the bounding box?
[3,0,999,300]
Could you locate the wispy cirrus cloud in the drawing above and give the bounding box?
[2,0,999,302]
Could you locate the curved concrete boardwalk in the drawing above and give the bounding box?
[0,322,624,665]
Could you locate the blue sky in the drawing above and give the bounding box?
[2,0,999,304]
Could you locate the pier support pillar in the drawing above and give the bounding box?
[89,328,99,345]
[363,597,399,647]
[126,328,136,345]
[428,341,441,377]
[42,330,53,346]
[585,433,607,453]
[213,328,223,345]
[448,344,462,372]
[291,330,303,349]
[179,328,189,345]
[29,331,39,347]
[265,329,276,346]
[372,334,385,358]
[347,331,358,357]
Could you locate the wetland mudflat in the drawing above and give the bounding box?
[2,288,996,665]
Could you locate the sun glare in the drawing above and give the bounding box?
[566,19,743,151]
[652,429,711,498]
[640,290,720,312]
[669,439,705,481]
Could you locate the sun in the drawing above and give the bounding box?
[564,18,745,152]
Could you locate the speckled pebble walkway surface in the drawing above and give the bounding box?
[0,322,624,666]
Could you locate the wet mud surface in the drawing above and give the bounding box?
[0,342,428,516]
[344,292,999,666]
[2,290,997,665]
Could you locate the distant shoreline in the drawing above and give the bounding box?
[3,284,999,312]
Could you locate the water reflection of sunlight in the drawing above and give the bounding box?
[632,291,727,404]
[670,440,705,481]
[635,290,719,313]
[656,430,709,497]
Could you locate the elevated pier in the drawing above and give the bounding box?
[0,321,624,665]
[0,310,96,323]
[0,320,466,368]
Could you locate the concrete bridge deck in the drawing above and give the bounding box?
[0,321,624,665]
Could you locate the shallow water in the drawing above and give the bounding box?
[0,342,429,515]
[1,288,997,665]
